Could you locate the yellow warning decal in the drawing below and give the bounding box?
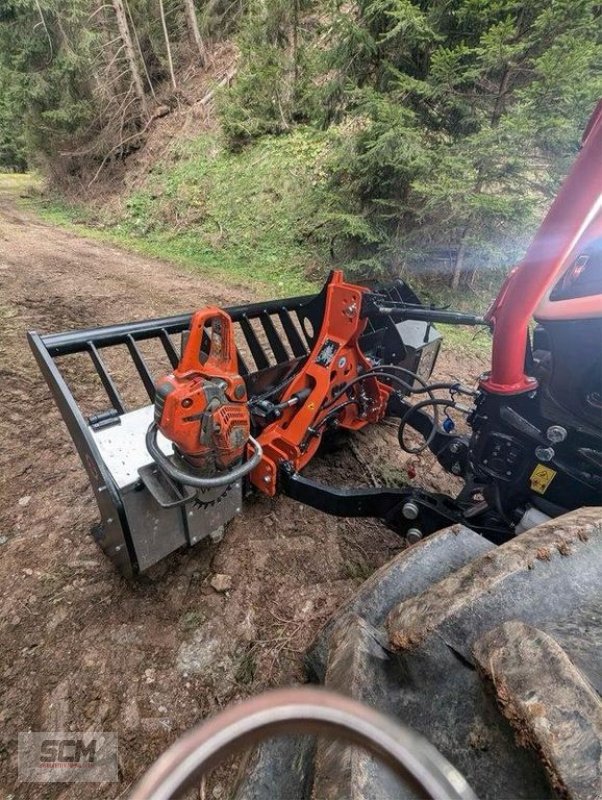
[530,464,557,494]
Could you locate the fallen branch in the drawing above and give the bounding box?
[195,67,237,107]
[84,67,237,188]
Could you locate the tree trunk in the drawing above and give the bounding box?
[292,0,299,94]
[451,229,469,291]
[111,0,147,115]
[491,64,511,128]
[159,0,178,90]
[98,8,123,106]
[183,0,207,66]
[33,0,53,61]
[124,0,156,98]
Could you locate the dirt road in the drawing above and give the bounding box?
[0,190,487,798]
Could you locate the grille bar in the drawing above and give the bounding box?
[126,335,155,401]
[87,342,126,414]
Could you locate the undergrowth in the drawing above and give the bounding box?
[115,129,335,295]
[21,130,338,297]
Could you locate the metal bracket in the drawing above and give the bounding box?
[278,464,511,544]
[138,463,197,509]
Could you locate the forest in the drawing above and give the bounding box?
[1,0,601,290]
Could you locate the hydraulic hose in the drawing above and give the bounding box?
[398,398,459,454]
[146,422,263,489]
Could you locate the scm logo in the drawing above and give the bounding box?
[40,737,97,765]
[18,731,118,782]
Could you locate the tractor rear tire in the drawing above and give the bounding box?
[236,508,602,800]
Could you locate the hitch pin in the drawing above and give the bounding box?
[285,388,312,408]
[273,387,312,413]
[281,397,300,409]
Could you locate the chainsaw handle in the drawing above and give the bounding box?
[178,308,239,375]
[146,422,263,489]
[132,687,477,800]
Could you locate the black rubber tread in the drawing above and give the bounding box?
[311,614,413,800]
[473,620,602,800]
[234,734,315,800]
[387,508,602,692]
[307,524,494,682]
[312,620,553,800]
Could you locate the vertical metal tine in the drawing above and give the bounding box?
[237,351,250,376]
[87,342,126,414]
[126,335,155,401]
[239,316,270,370]
[260,312,289,364]
[294,310,315,347]
[159,328,180,368]
[278,309,307,357]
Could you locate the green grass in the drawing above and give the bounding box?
[0,171,41,196]
[21,129,332,297]
[438,323,491,356]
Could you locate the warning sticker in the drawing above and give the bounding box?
[315,339,338,367]
[530,464,557,494]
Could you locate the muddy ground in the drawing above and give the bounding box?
[0,191,488,799]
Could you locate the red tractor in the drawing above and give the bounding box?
[28,102,602,799]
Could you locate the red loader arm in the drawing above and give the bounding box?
[483,99,602,395]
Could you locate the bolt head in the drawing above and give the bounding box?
[402,501,419,520]
[406,528,422,545]
[546,425,567,444]
[535,446,555,462]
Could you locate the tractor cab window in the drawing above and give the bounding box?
[551,237,602,301]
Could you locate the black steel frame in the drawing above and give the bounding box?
[279,465,512,545]
[28,292,320,574]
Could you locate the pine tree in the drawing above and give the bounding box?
[322,0,602,284]
[219,0,317,146]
